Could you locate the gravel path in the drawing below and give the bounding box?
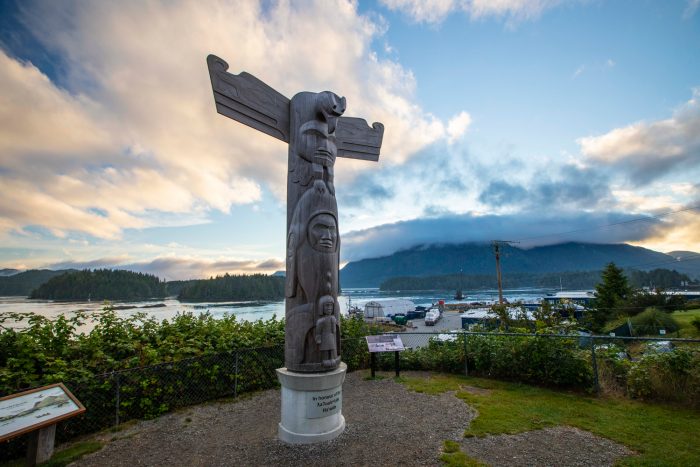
[71,371,634,466]
[74,371,473,466]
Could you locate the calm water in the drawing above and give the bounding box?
[0,287,556,331]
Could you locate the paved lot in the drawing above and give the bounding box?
[407,310,463,333]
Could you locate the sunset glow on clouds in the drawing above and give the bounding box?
[0,0,699,279]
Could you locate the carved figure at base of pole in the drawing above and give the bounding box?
[315,295,339,368]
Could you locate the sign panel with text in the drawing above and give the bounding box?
[365,334,405,353]
[0,383,85,441]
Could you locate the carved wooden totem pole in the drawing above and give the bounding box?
[206,55,383,373]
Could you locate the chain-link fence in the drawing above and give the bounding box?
[1,345,284,462]
[1,339,374,462]
[371,331,700,397]
[2,332,698,462]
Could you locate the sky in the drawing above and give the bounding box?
[0,0,699,280]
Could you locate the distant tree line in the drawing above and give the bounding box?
[0,269,77,296]
[177,273,285,301]
[380,268,697,292]
[30,269,166,300]
[164,280,198,297]
[626,268,697,289]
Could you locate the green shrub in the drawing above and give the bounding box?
[627,348,700,407]
[378,334,592,389]
[596,345,631,394]
[692,318,700,333]
[630,307,680,336]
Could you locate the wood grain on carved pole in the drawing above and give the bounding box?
[207,55,383,373]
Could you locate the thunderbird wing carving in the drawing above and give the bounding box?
[335,117,384,162]
[207,54,291,142]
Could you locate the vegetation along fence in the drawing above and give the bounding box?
[2,332,699,461]
[376,331,700,402]
[0,339,370,462]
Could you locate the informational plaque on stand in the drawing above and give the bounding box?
[365,334,405,353]
[365,335,405,377]
[0,383,85,465]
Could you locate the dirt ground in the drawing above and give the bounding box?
[70,371,633,466]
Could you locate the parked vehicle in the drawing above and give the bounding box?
[406,307,426,320]
[424,308,441,326]
[392,314,408,325]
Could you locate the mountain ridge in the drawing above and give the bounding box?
[340,242,700,288]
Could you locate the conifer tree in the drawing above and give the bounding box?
[590,262,631,331]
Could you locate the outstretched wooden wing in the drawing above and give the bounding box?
[336,117,384,162]
[206,54,291,142]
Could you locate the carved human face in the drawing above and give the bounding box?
[308,213,337,252]
[323,301,334,315]
[297,120,337,166]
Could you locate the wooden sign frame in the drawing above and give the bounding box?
[0,383,85,442]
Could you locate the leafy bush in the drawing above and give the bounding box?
[596,345,632,394]
[0,307,288,394]
[627,348,700,407]
[630,307,680,336]
[378,334,592,388]
[692,318,700,333]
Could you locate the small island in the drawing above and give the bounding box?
[30,269,167,301]
[177,273,284,301]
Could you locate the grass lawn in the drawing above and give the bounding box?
[402,374,700,466]
[671,308,700,337]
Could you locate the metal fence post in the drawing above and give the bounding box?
[234,351,239,398]
[114,371,120,427]
[463,333,469,376]
[590,337,600,394]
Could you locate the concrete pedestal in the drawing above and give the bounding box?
[276,362,347,444]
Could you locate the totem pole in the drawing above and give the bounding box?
[207,54,383,443]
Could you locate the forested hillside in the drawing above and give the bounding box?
[177,273,285,301]
[342,242,700,288]
[30,269,166,300]
[0,269,76,296]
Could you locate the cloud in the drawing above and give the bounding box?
[479,165,611,210]
[447,111,472,143]
[577,89,700,184]
[380,0,565,25]
[684,0,700,19]
[0,52,113,167]
[479,180,529,206]
[47,256,285,281]
[572,64,585,79]
[337,140,477,230]
[341,210,667,261]
[0,0,465,240]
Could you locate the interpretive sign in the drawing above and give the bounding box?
[0,383,85,441]
[366,334,405,353]
[306,388,342,419]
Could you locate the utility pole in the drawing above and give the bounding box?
[493,241,504,304]
[492,240,519,304]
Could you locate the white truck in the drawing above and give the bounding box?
[424,308,441,326]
